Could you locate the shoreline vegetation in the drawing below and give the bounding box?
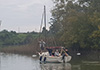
[0,30,41,55]
[0,40,40,55]
[0,43,100,61]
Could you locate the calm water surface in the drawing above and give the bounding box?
[0,53,100,70]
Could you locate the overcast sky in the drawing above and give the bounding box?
[0,0,53,32]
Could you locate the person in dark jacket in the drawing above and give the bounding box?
[62,49,69,62]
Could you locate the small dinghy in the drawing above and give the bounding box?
[38,47,72,63]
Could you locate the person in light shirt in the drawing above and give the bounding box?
[55,50,60,56]
[39,39,46,51]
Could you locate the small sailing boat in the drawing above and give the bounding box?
[39,47,71,63]
[37,6,72,63]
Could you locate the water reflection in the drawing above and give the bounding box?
[0,53,40,70]
[71,61,100,70]
[0,53,100,70]
[72,65,81,70]
[40,63,71,70]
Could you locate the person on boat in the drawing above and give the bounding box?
[46,47,52,56]
[38,51,43,63]
[39,39,46,51]
[62,49,69,60]
[52,50,55,56]
[55,50,60,56]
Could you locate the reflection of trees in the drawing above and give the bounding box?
[72,65,81,70]
[40,63,71,70]
[40,61,100,70]
[71,62,100,70]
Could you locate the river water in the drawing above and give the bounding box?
[0,53,100,70]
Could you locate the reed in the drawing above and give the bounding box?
[0,40,40,55]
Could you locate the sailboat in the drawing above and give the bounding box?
[38,6,72,63]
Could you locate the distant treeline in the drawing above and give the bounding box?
[0,30,39,46]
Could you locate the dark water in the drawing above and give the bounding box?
[0,53,100,70]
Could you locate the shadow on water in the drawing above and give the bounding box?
[71,62,100,70]
[70,56,100,70]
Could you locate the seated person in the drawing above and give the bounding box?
[62,49,69,60]
[54,50,60,56]
[47,48,52,56]
[52,50,55,56]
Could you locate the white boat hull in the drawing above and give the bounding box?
[46,56,62,63]
[46,56,71,63]
[39,52,72,63]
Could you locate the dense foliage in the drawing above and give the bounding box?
[49,0,100,50]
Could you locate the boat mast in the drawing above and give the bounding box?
[39,6,47,42]
[0,20,1,31]
[44,5,46,31]
[44,5,46,42]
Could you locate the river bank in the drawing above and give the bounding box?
[1,43,100,61]
[0,41,40,55]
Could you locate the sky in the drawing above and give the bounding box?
[0,0,53,33]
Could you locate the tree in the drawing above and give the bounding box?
[50,0,100,50]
